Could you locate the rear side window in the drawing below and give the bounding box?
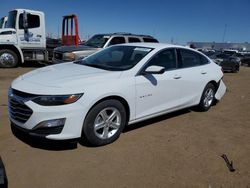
[109,37,126,46]
[143,38,158,43]
[179,49,206,68]
[19,13,40,29]
[200,54,209,65]
[128,37,141,43]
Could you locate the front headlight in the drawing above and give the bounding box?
[63,52,76,61]
[32,94,83,106]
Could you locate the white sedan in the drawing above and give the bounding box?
[8,43,226,146]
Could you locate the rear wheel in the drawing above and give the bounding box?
[197,83,215,112]
[0,49,19,68]
[82,99,127,146]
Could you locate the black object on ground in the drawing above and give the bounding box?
[0,156,8,188]
[221,154,236,172]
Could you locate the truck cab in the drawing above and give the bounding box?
[0,9,47,67]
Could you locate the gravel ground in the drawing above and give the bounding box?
[0,65,250,188]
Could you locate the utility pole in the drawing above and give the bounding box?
[222,24,227,43]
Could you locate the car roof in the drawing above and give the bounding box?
[118,42,189,50]
[97,33,156,38]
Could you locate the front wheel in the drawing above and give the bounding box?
[197,83,215,112]
[82,99,127,146]
[0,49,18,68]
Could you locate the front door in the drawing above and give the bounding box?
[17,11,45,49]
[135,48,183,119]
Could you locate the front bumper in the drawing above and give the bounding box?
[9,99,87,140]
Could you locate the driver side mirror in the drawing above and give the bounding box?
[23,11,28,30]
[23,11,29,41]
[143,65,165,75]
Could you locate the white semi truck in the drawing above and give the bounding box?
[0,9,60,68]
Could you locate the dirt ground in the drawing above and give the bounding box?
[0,65,250,188]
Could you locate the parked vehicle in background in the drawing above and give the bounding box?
[204,52,241,73]
[53,33,158,63]
[0,9,61,68]
[241,53,250,66]
[0,16,7,29]
[9,43,226,146]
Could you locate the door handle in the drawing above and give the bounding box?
[37,35,42,38]
[173,75,182,79]
[201,71,207,75]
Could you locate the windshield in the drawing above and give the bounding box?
[75,45,153,71]
[85,35,109,48]
[0,17,4,28]
[6,10,17,29]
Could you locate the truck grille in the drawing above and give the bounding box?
[53,51,63,60]
[8,89,34,124]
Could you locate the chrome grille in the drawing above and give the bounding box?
[8,91,33,124]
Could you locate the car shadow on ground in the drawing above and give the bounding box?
[12,109,192,150]
[11,128,78,151]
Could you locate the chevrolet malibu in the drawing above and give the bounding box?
[8,43,226,146]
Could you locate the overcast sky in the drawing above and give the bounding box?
[1,0,250,44]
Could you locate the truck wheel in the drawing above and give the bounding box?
[82,99,127,146]
[0,49,18,68]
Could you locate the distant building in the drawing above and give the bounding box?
[187,42,250,51]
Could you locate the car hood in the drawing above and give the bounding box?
[54,45,97,53]
[11,63,122,95]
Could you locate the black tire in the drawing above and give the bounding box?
[232,65,239,73]
[82,99,127,146]
[197,83,216,112]
[0,49,18,68]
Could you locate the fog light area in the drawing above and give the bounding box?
[33,118,66,130]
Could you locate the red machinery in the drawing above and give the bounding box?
[62,14,80,46]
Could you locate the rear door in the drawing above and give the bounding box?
[176,49,210,106]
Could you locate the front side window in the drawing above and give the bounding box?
[6,11,17,29]
[179,49,203,68]
[19,13,40,29]
[109,37,126,46]
[144,49,177,70]
[76,46,153,71]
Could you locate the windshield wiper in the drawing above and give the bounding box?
[83,63,106,69]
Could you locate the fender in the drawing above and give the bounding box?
[0,44,24,63]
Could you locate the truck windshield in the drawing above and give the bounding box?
[6,10,17,29]
[0,17,4,28]
[75,45,153,71]
[85,35,109,48]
